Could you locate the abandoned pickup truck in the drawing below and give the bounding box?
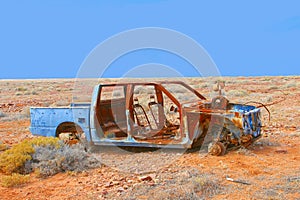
[30,81,262,155]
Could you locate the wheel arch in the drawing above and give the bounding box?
[55,121,84,137]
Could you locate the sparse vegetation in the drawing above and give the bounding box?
[235,146,256,156]
[284,82,297,89]
[254,138,280,147]
[0,112,31,122]
[16,87,27,92]
[29,143,100,177]
[116,168,224,199]
[20,107,31,118]
[0,137,100,177]
[0,137,60,174]
[227,90,248,97]
[0,136,100,188]
[0,111,7,118]
[269,86,279,90]
[54,100,70,107]
[192,174,223,197]
[265,96,273,102]
[24,90,38,95]
[1,173,30,187]
[253,175,300,199]
[289,132,300,137]
[0,141,8,151]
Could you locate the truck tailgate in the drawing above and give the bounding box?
[30,107,90,137]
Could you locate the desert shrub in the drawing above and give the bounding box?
[121,169,223,200]
[200,83,209,88]
[0,111,7,118]
[54,100,70,107]
[262,77,271,81]
[30,143,100,177]
[284,82,297,89]
[269,86,279,90]
[235,146,256,156]
[265,96,273,102]
[42,102,51,107]
[0,137,60,174]
[0,141,35,174]
[0,136,99,178]
[16,87,27,92]
[19,107,31,119]
[1,173,30,187]
[254,138,280,147]
[193,174,222,197]
[29,90,38,95]
[1,107,34,121]
[0,112,31,122]
[122,184,200,200]
[0,144,7,151]
[24,91,31,95]
[289,132,300,137]
[227,90,248,97]
[0,141,8,151]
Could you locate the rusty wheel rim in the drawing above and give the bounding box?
[208,142,226,156]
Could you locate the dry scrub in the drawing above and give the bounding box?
[0,137,100,187]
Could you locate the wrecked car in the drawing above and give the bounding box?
[30,81,262,155]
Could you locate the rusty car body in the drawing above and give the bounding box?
[30,81,262,155]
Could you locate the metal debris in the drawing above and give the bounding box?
[226,176,251,185]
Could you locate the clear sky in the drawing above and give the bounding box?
[0,0,299,79]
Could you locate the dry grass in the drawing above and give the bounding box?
[289,132,300,137]
[107,168,224,199]
[0,107,32,122]
[53,100,70,107]
[253,174,300,199]
[0,137,60,174]
[1,173,30,187]
[30,143,100,177]
[253,138,280,147]
[235,146,256,156]
[284,82,298,89]
[226,90,248,97]
[0,141,8,151]
[0,137,100,188]
[16,87,27,92]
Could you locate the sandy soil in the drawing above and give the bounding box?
[0,76,299,199]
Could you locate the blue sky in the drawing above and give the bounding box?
[0,0,299,79]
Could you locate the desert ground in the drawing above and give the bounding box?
[0,76,299,200]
